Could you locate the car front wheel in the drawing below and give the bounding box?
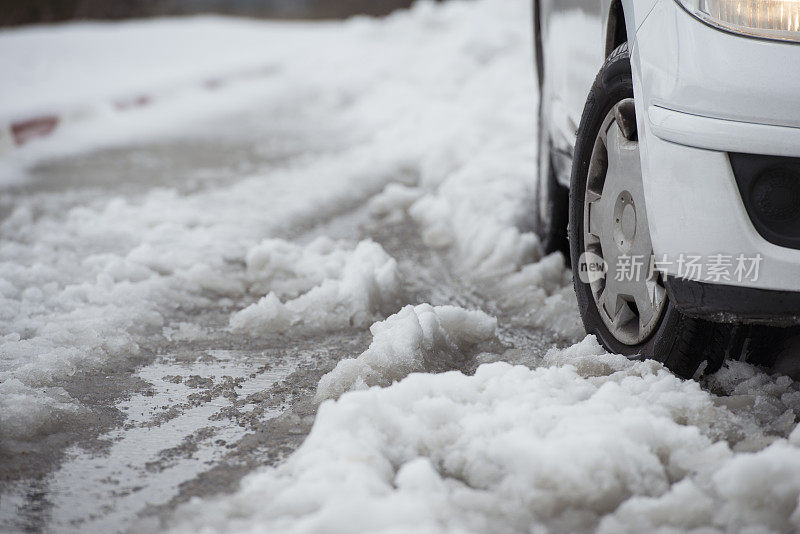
[568,43,738,378]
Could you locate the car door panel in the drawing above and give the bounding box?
[539,0,605,163]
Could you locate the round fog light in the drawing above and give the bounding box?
[751,168,800,223]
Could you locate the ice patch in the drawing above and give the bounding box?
[316,303,497,400]
[230,238,401,334]
[168,337,800,534]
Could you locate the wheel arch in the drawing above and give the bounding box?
[605,0,628,57]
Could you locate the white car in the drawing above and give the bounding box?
[534,0,800,377]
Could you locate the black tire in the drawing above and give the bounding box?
[744,325,798,368]
[568,43,737,379]
[534,139,570,258]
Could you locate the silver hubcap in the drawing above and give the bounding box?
[583,99,666,345]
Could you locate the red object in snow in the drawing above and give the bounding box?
[11,116,60,146]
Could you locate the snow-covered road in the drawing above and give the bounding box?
[2,1,800,533]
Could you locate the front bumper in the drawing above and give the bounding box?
[636,120,800,296]
[628,0,800,306]
[647,106,800,159]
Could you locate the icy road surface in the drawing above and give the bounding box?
[2,1,800,533]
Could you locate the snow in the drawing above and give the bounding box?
[163,322,209,343]
[0,379,86,442]
[408,156,541,279]
[8,0,798,531]
[0,17,311,124]
[494,253,584,340]
[368,184,425,225]
[0,147,404,445]
[230,238,401,334]
[1,0,560,312]
[0,0,584,449]
[169,336,800,534]
[316,303,497,401]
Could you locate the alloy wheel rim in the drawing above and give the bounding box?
[583,99,667,346]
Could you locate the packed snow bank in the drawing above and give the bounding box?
[230,238,401,334]
[169,337,800,534]
[316,303,497,400]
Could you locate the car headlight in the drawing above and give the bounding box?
[676,0,800,42]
